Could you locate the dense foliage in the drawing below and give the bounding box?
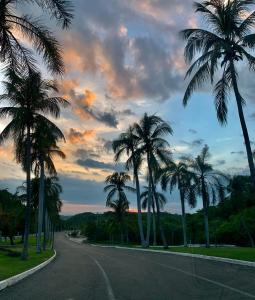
[61,176,255,247]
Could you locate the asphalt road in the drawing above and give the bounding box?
[1,233,255,300]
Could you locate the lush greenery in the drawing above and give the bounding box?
[62,175,255,248]
[0,236,54,281]
[148,247,255,262]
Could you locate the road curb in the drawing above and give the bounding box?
[0,250,57,292]
[91,244,255,268]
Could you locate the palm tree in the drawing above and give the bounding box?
[31,123,65,253]
[0,70,69,259]
[189,145,227,247]
[104,172,135,243]
[181,0,255,191]
[134,113,173,247]
[141,186,167,246]
[0,0,73,73]
[29,176,62,249]
[161,161,196,247]
[112,126,146,247]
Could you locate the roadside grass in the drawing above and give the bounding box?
[87,239,255,262]
[0,236,54,281]
[148,246,255,262]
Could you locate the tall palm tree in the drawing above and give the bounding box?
[16,121,65,252]
[0,0,73,73]
[161,161,196,247]
[141,186,167,246]
[134,113,173,247]
[0,70,69,259]
[104,172,134,243]
[112,126,146,246]
[32,123,65,253]
[189,145,227,247]
[181,0,255,191]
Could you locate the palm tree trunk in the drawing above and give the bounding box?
[230,60,255,191]
[36,158,45,253]
[51,224,55,250]
[145,162,152,247]
[152,200,157,246]
[21,126,32,260]
[133,165,146,247]
[43,208,47,250]
[201,179,210,248]
[179,189,187,247]
[151,180,168,248]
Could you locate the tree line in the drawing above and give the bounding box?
[64,175,254,247]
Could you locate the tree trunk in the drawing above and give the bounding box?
[43,208,47,250]
[36,158,45,253]
[201,179,210,248]
[230,60,255,191]
[133,165,146,247]
[145,155,152,247]
[180,189,188,247]
[152,200,157,246]
[151,174,168,248]
[21,126,32,260]
[51,224,55,250]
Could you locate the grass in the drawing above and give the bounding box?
[0,236,54,281]
[88,240,255,262]
[146,246,255,262]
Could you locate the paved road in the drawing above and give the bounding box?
[1,233,255,300]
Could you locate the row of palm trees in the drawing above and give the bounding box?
[0,70,68,258]
[105,113,227,248]
[0,0,73,259]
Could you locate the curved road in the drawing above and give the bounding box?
[1,233,255,300]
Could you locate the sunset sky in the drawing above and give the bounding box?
[0,0,255,215]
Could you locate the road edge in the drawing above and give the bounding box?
[91,244,255,268]
[0,249,57,291]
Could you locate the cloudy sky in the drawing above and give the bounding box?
[0,0,255,215]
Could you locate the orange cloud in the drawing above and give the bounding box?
[68,128,96,144]
[79,89,97,107]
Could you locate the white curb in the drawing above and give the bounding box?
[0,250,57,291]
[91,244,255,268]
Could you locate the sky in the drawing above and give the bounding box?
[0,0,255,215]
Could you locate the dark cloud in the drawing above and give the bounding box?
[180,139,204,148]
[74,148,100,159]
[58,0,193,102]
[188,129,197,134]
[230,151,245,155]
[120,109,136,116]
[103,140,113,153]
[215,160,226,166]
[59,175,106,205]
[76,158,125,171]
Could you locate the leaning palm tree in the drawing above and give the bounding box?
[181,0,255,190]
[112,126,146,246]
[141,186,167,246]
[161,161,196,247]
[104,172,134,243]
[134,113,173,247]
[0,70,69,259]
[189,145,228,247]
[0,0,73,73]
